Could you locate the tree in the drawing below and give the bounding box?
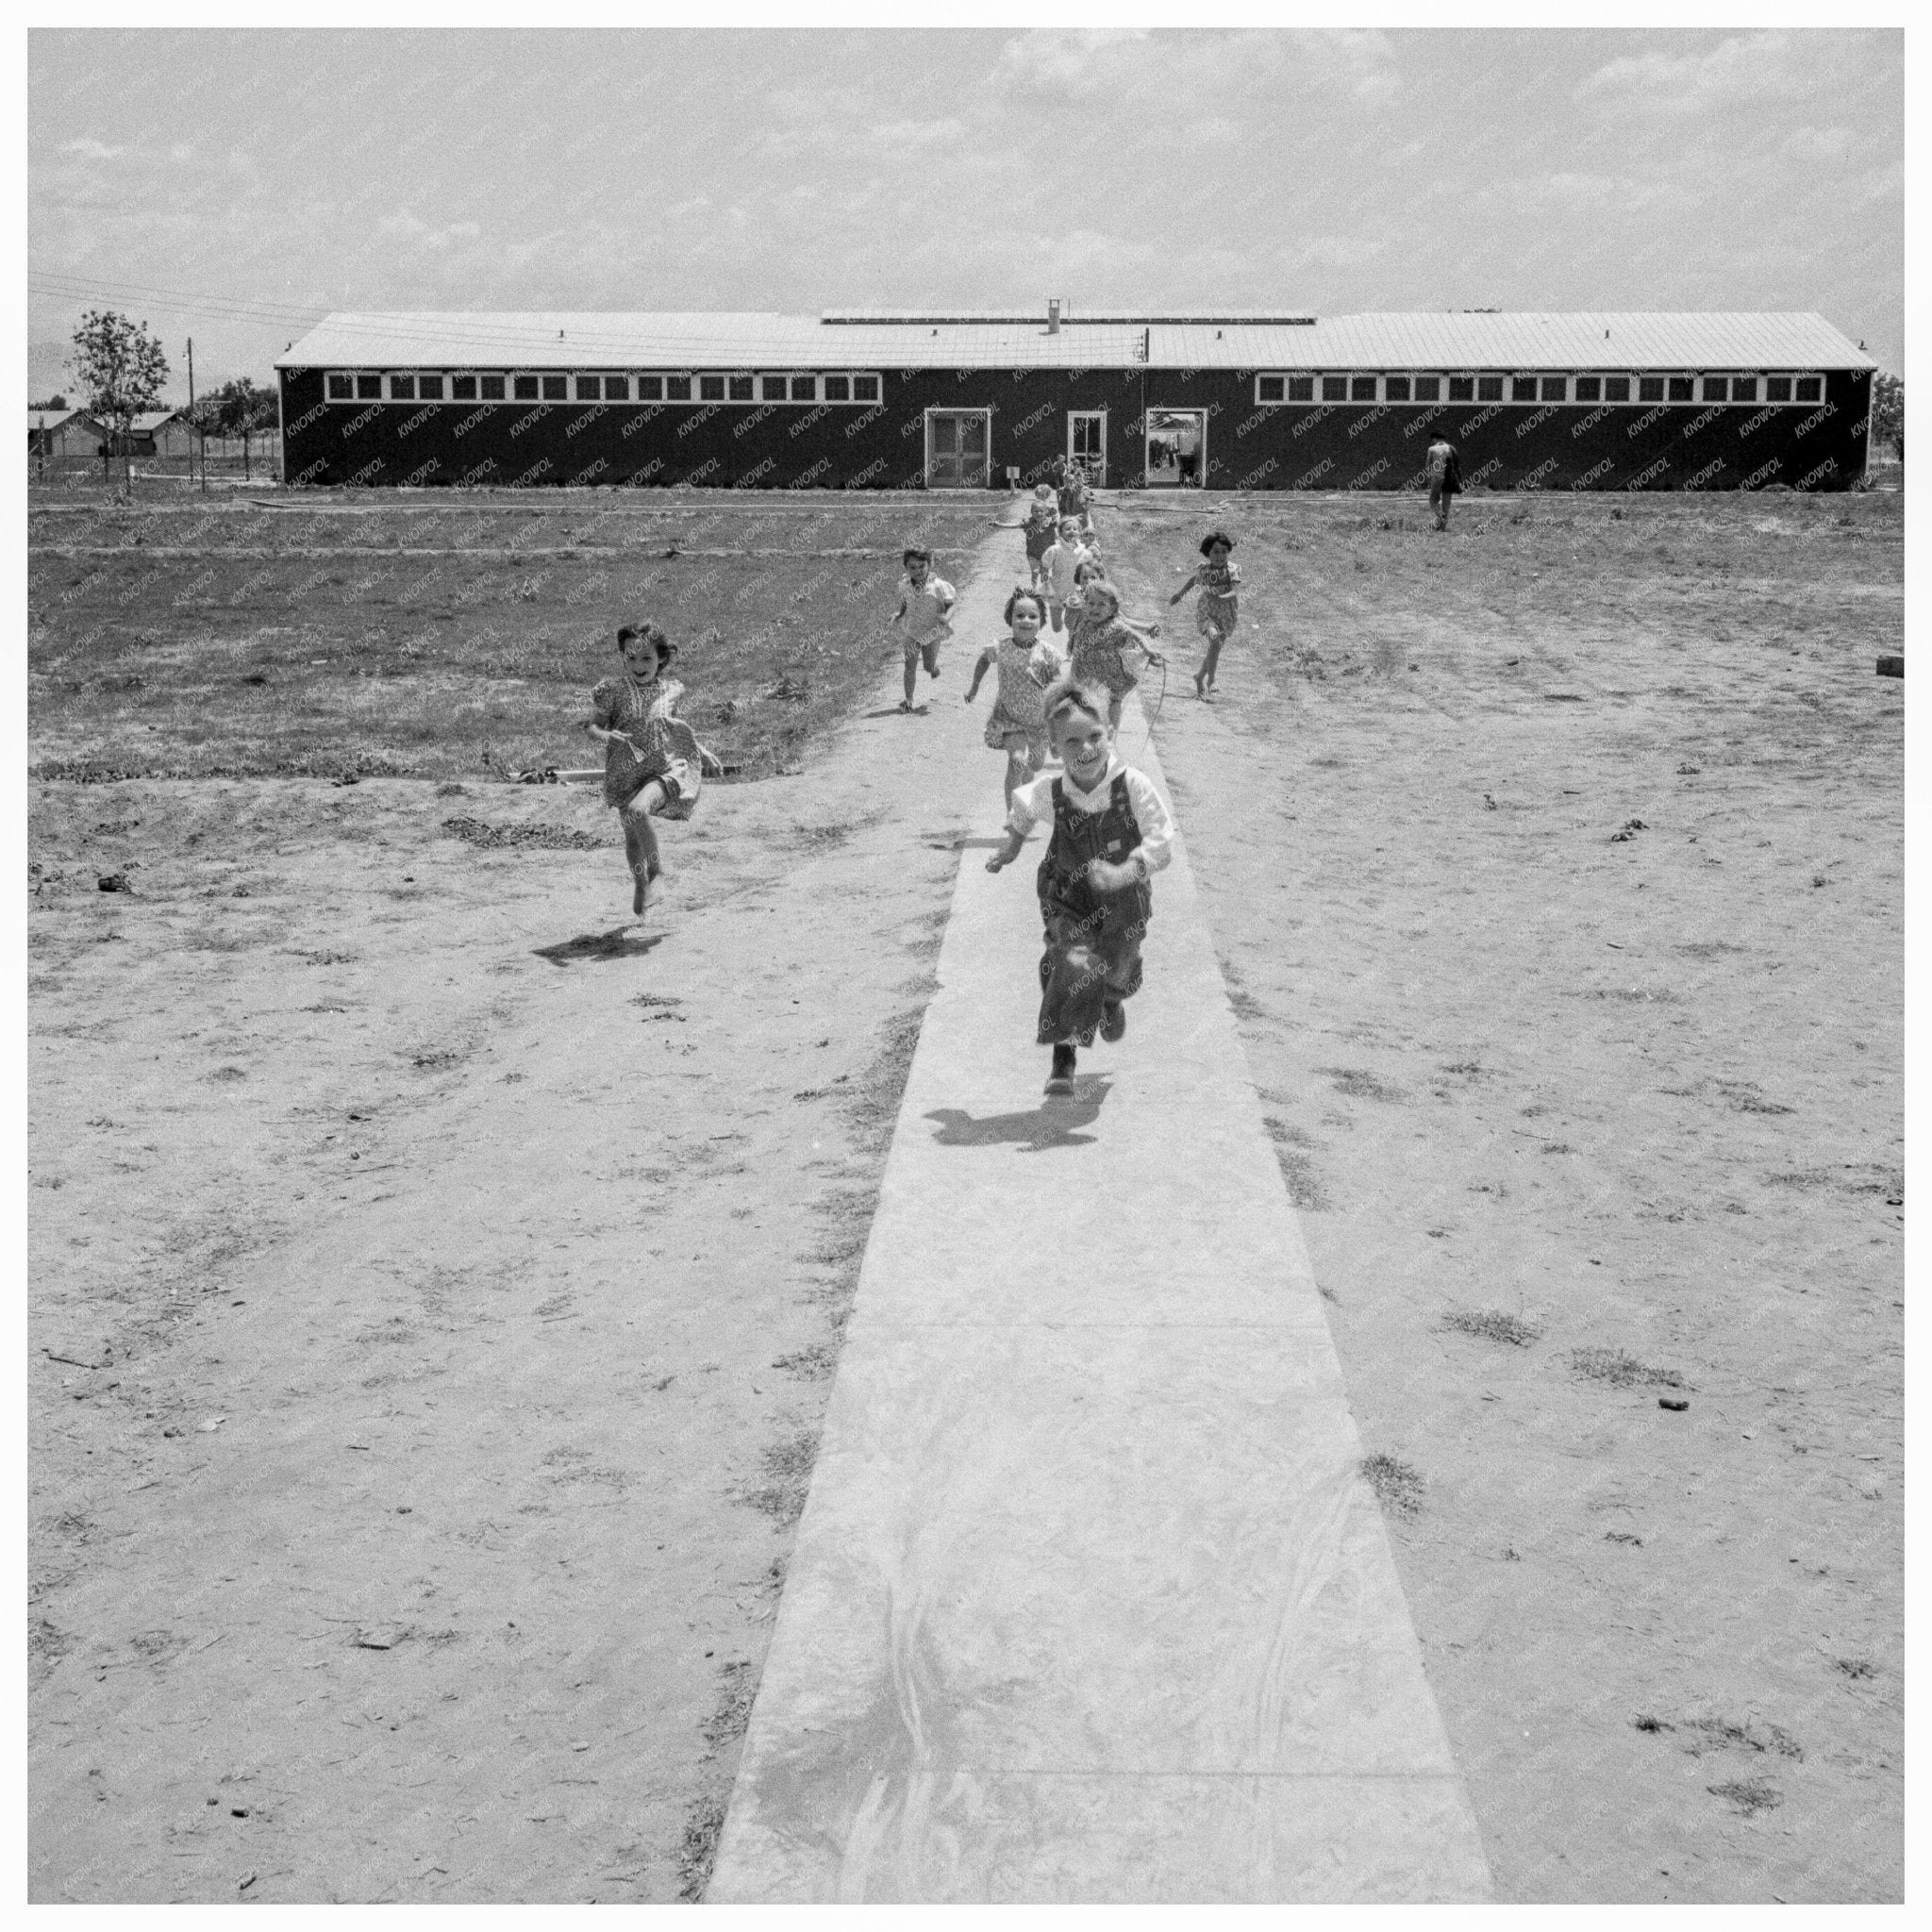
[68,309,170,494]
[1871,372,1903,464]
[29,392,69,410]
[196,375,279,479]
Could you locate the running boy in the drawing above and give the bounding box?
[964,586,1065,811]
[985,677,1174,1096]
[1022,483,1059,589]
[892,546,957,712]
[1169,530,1241,700]
[587,622,724,918]
[1040,516,1091,634]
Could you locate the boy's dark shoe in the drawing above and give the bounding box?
[1100,1000,1126,1042]
[1045,1043,1076,1094]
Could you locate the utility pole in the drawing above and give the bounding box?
[188,336,205,492]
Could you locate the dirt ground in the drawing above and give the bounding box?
[1100,488,1904,1903]
[25,536,998,1901]
[29,486,1902,1904]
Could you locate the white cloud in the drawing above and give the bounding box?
[1481,172,1697,216]
[871,117,966,148]
[61,137,121,159]
[1852,158,1903,204]
[997,29,1151,97]
[1780,125,1852,160]
[1574,31,1815,114]
[379,208,483,250]
[1281,233,1389,271]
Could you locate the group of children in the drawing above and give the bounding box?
[587,471,1244,1095]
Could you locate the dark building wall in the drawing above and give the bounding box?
[279,367,1870,493]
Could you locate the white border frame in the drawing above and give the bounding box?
[1143,405,1208,490]
[1067,409,1107,487]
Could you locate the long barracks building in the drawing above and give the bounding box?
[276,305,1875,494]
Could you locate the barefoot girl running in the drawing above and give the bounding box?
[1169,530,1241,699]
[1067,575,1163,735]
[964,586,1065,812]
[586,622,723,918]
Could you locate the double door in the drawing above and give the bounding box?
[926,410,990,489]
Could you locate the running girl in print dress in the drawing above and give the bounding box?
[1169,530,1241,700]
[1067,576,1163,734]
[985,677,1174,1096]
[586,622,724,918]
[964,586,1066,811]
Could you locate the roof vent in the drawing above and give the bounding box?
[1047,298,1063,336]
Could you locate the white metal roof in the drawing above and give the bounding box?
[27,407,95,430]
[278,311,1147,371]
[278,309,1874,375]
[128,409,186,430]
[822,308,1316,325]
[1148,312,1873,371]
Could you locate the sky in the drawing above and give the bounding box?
[27,26,1905,406]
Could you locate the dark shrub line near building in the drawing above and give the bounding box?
[277,306,1875,493]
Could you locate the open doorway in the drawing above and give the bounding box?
[1144,408,1206,488]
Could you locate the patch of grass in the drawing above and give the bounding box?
[1260,1119,1328,1208]
[1271,1149,1328,1211]
[700,1657,757,1754]
[676,1791,727,1902]
[841,1006,927,1155]
[1707,1777,1783,1817]
[736,1425,820,1528]
[1679,1715,1803,1759]
[1441,1308,1541,1347]
[1570,1346,1687,1390]
[1360,1453,1424,1516]
[1832,1657,1877,1680]
[1318,1066,1405,1103]
[771,1341,838,1382]
[441,816,604,851]
[1715,1080,1795,1115]
[27,496,995,784]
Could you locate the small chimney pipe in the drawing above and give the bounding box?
[1047,298,1062,335]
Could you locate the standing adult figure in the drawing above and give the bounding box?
[1174,418,1201,487]
[1425,429,1462,530]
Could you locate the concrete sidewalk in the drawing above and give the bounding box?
[708,541,1491,1904]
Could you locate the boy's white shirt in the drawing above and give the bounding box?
[1005,751,1174,875]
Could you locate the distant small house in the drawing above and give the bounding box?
[125,409,194,458]
[27,407,108,458]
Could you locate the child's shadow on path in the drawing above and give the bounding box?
[535,927,666,966]
[864,705,929,719]
[924,1079,1111,1154]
